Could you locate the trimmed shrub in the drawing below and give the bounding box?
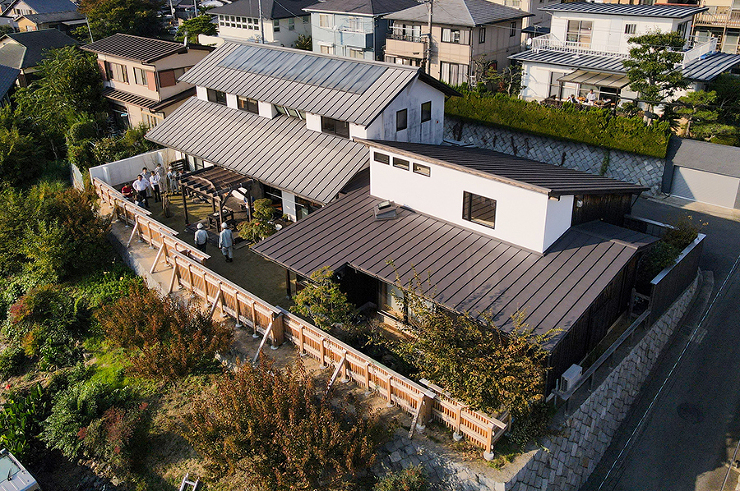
[445,93,671,158]
[96,286,233,381]
[374,466,428,491]
[80,402,149,474]
[180,358,390,490]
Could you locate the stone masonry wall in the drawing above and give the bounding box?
[506,274,699,491]
[444,118,666,197]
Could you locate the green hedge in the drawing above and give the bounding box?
[445,93,671,158]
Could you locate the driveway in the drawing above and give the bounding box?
[581,196,740,491]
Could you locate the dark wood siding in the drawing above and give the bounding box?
[571,193,634,227]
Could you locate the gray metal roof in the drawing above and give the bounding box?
[180,41,457,126]
[82,34,188,64]
[384,0,531,26]
[667,136,740,179]
[252,184,657,348]
[541,2,707,19]
[683,52,740,82]
[511,48,740,82]
[364,140,648,196]
[145,97,369,204]
[210,0,318,19]
[0,29,77,69]
[2,0,77,15]
[22,10,83,24]
[0,64,18,98]
[303,0,419,16]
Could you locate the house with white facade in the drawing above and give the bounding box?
[510,2,740,102]
[82,34,213,128]
[383,0,531,86]
[209,0,316,47]
[145,41,458,221]
[304,0,418,60]
[252,139,656,391]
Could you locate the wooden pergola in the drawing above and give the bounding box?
[180,166,252,227]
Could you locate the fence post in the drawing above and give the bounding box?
[234,294,242,328]
[386,375,393,407]
[298,324,305,355]
[364,362,371,394]
[453,405,463,441]
[417,393,434,429]
[251,302,259,338]
[270,312,284,349]
[320,337,327,367]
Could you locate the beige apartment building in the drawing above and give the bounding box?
[383,0,530,86]
[82,34,212,128]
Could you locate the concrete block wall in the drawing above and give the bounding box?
[444,118,665,197]
[505,274,699,491]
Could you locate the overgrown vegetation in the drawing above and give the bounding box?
[96,286,233,381]
[237,197,278,242]
[637,216,701,285]
[180,357,390,490]
[446,92,671,158]
[75,0,164,41]
[291,266,355,331]
[374,466,428,491]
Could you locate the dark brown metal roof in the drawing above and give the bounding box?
[364,140,649,197]
[102,87,158,110]
[253,185,657,349]
[82,34,187,64]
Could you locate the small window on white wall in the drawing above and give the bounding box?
[413,163,430,176]
[396,109,407,131]
[624,24,636,35]
[320,44,333,54]
[462,191,496,229]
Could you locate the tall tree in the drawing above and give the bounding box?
[674,90,720,138]
[622,31,689,119]
[77,0,164,40]
[175,14,217,44]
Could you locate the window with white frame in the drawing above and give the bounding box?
[275,105,306,119]
[413,162,430,176]
[106,62,128,83]
[273,19,280,32]
[319,14,331,28]
[676,21,690,39]
[393,157,409,170]
[440,62,468,86]
[442,27,461,43]
[479,27,486,44]
[566,20,592,47]
[509,21,516,37]
[374,152,390,164]
[288,18,295,30]
[133,67,148,86]
[320,44,333,54]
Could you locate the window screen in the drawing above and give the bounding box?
[462,191,496,228]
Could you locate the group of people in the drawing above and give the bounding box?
[565,89,607,106]
[195,222,234,262]
[121,164,182,209]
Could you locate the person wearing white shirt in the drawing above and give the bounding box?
[150,172,161,202]
[132,175,150,208]
[219,222,233,262]
[194,223,208,252]
[586,89,597,105]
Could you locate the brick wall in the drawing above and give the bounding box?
[444,118,666,197]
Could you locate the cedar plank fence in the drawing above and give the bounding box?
[93,178,510,457]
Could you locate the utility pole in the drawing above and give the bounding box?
[425,0,433,75]
[258,0,265,43]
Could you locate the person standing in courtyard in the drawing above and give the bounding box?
[150,170,162,203]
[155,163,167,194]
[194,223,208,253]
[219,222,233,262]
[132,174,149,208]
[167,166,179,194]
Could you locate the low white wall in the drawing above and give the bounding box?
[89,148,179,187]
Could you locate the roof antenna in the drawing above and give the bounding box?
[258,0,265,43]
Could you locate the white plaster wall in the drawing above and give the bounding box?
[89,149,178,186]
[369,148,567,253]
[365,78,445,144]
[520,62,553,101]
[226,93,238,109]
[196,86,208,100]
[217,17,310,47]
[544,195,575,250]
[305,113,322,132]
[259,101,277,118]
[282,191,297,221]
[350,122,368,139]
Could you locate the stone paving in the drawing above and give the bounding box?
[444,118,666,197]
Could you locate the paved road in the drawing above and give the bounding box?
[581,197,740,491]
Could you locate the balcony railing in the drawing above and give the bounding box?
[387,30,426,43]
[694,8,740,28]
[530,34,719,67]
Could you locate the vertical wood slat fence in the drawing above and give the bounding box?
[93,178,510,456]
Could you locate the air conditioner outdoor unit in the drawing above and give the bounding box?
[560,364,583,393]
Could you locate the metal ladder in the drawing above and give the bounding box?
[179,473,199,491]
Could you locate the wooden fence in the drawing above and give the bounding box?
[93,178,510,457]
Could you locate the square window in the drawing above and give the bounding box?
[421,101,431,122]
[303,15,310,23]
[462,191,496,229]
[321,116,349,138]
[374,152,390,164]
[413,163,430,176]
[207,88,227,105]
[238,96,259,114]
[319,14,330,28]
[396,109,407,131]
[393,157,409,170]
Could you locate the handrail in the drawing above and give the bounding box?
[92,177,509,457]
[552,309,651,405]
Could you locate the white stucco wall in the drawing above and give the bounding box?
[89,149,179,186]
[368,147,573,253]
[282,191,297,221]
[305,113,322,132]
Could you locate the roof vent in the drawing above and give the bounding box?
[374,200,399,220]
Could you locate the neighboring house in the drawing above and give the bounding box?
[0,61,18,103]
[209,0,316,47]
[252,140,654,391]
[666,136,740,209]
[510,2,740,102]
[1,0,78,27]
[383,0,531,86]
[16,10,87,34]
[693,0,740,54]
[0,29,77,87]
[304,0,418,61]
[145,41,458,221]
[82,34,213,128]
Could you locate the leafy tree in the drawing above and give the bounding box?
[622,31,689,119]
[96,285,233,380]
[180,357,389,489]
[77,0,164,40]
[175,14,217,44]
[237,198,278,242]
[711,73,740,124]
[674,90,721,138]
[293,34,312,51]
[0,126,43,187]
[291,266,355,331]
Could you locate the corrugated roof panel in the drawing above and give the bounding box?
[145,98,368,204]
[541,2,707,18]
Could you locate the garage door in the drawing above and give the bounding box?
[672,166,740,209]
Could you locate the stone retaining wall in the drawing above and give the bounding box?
[444,118,665,196]
[506,274,699,491]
